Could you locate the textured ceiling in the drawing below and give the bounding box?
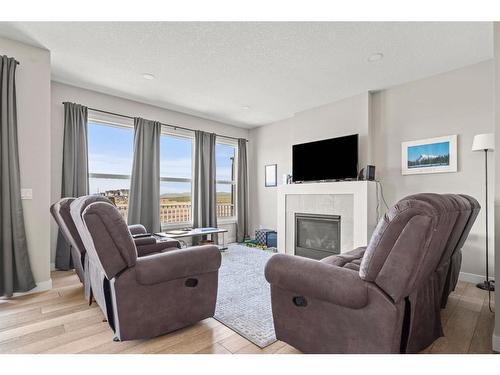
[0,22,493,128]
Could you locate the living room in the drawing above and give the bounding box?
[1,1,500,372]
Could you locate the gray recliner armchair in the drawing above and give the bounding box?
[265,193,479,353]
[69,195,222,341]
[51,196,181,298]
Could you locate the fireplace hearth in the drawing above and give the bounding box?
[295,213,341,260]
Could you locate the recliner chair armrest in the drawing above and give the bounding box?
[128,224,147,235]
[135,245,221,285]
[133,236,156,246]
[265,254,368,309]
[136,239,181,257]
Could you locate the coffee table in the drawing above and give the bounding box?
[156,227,229,251]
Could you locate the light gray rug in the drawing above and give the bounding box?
[214,243,277,348]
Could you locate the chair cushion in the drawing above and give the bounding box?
[359,198,438,282]
[321,247,366,271]
[71,195,137,279]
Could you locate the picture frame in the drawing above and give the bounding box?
[265,164,277,187]
[401,135,457,175]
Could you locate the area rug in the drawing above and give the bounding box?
[214,243,277,348]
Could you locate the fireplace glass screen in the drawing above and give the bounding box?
[295,213,341,260]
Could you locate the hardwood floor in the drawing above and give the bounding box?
[0,271,495,354]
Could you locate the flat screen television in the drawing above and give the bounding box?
[292,134,358,182]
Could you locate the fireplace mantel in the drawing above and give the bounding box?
[276,181,378,255]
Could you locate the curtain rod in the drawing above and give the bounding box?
[62,102,248,142]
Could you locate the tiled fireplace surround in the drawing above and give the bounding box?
[277,181,378,256]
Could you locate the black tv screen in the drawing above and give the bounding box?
[292,134,358,182]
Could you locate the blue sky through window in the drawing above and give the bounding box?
[88,122,134,175]
[88,121,236,196]
[216,143,235,194]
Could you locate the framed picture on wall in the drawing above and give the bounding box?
[265,164,277,187]
[401,135,457,175]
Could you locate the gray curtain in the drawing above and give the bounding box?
[0,55,36,296]
[128,118,161,232]
[193,131,217,235]
[55,102,89,270]
[236,139,249,242]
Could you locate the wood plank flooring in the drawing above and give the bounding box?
[0,271,495,354]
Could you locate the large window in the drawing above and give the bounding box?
[88,121,134,221]
[160,132,193,226]
[216,141,236,219]
[87,119,237,227]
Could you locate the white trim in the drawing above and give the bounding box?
[88,112,134,129]
[216,136,238,147]
[50,262,56,271]
[458,271,494,285]
[493,333,500,353]
[1,279,53,299]
[161,126,194,139]
[218,218,237,225]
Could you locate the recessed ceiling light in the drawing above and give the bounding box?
[142,73,155,80]
[241,106,250,110]
[367,53,384,62]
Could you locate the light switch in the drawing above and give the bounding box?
[21,188,33,200]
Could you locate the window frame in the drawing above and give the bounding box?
[215,137,238,224]
[87,112,134,191]
[86,111,239,229]
[159,127,195,230]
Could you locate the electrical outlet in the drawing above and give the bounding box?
[21,188,32,200]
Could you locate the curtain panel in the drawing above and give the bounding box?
[128,117,161,232]
[55,102,89,270]
[0,55,36,296]
[193,131,217,236]
[236,138,249,242]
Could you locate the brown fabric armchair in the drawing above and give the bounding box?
[69,195,221,341]
[265,193,479,353]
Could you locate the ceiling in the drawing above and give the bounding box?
[0,22,493,128]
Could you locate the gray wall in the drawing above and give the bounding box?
[0,37,52,289]
[51,81,248,265]
[493,22,500,353]
[248,92,371,233]
[372,60,495,279]
[249,61,494,279]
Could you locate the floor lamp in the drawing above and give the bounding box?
[472,133,495,293]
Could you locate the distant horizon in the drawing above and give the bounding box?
[97,189,231,198]
[88,121,235,195]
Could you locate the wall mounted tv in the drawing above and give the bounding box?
[292,134,358,183]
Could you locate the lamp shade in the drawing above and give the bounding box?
[472,133,495,151]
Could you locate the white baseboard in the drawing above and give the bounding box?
[50,262,56,271]
[493,333,500,353]
[1,278,53,299]
[459,272,494,285]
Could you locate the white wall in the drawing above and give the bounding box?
[249,61,494,279]
[50,81,248,263]
[248,92,371,233]
[0,37,52,290]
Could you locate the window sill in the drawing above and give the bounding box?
[217,218,237,225]
[160,218,236,232]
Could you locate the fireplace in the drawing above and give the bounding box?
[295,213,341,260]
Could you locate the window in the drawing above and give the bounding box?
[216,141,236,219]
[87,118,237,227]
[159,132,193,226]
[88,121,134,222]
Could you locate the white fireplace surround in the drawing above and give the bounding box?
[277,181,378,256]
